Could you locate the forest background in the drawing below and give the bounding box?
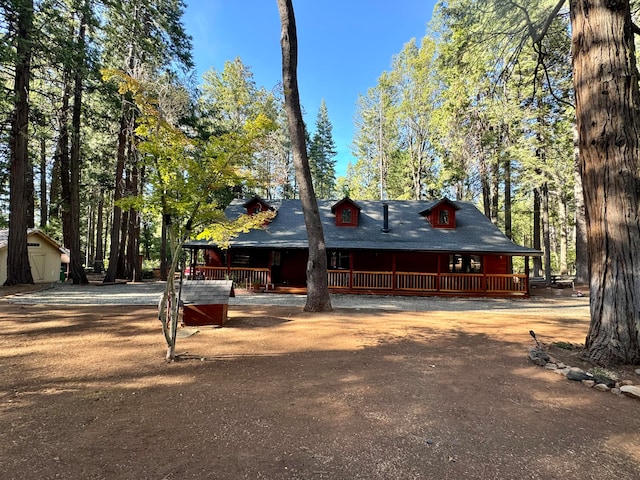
[0,0,595,287]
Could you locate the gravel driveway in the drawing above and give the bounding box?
[3,280,589,314]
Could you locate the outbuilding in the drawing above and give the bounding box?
[0,229,65,285]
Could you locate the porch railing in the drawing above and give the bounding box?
[329,270,527,294]
[191,266,269,287]
[191,266,528,294]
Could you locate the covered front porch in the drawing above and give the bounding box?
[184,247,532,297]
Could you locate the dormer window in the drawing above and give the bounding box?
[419,198,460,229]
[331,197,361,227]
[243,196,270,216]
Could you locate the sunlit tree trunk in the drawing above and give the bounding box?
[571,0,640,364]
[573,155,588,284]
[277,0,332,312]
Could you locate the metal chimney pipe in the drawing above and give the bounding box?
[382,203,390,233]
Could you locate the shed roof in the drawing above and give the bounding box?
[184,199,542,256]
[0,229,64,252]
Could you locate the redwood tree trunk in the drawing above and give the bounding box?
[68,7,88,285]
[39,136,47,228]
[5,0,34,286]
[572,124,588,284]
[532,187,542,277]
[93,192,104,273]
[277,0,331,312]
[571,0,640,364]
[542,182,552,286]
[103,110,127,283]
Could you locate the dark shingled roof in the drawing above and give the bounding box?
[184,199,542,256]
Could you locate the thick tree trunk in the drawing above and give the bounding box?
[68,9,88,285]
[26,155,34,229]
[5,0,34,286]
[39,136,47,228]
[571,0,640,364]
[93,192,104,273]
[59,71,72,255]
[277,0,331,312]
[558,194,568,276]
[542,182,552,286]
[49,151,61,219]
[532,187,542,277]
[573,126,589,284]
[103,110,127,283]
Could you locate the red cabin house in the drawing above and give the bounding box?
[183,197,542,297]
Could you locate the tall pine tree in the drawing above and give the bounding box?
[308,99,337,199]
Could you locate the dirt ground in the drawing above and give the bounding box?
[1,286,639,479]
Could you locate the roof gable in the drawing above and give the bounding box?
[419,198,460,229]
[0,229,64,252]
[242,196,273,215]
[331,197,361,227]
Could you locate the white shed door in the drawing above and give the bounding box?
[30,253,46,281]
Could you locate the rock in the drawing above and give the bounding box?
[545,363,558,370]
[621,380,634,386]
[592,374,616,388]
[529,355,547,366]
[611,388,623,396]
[581,380,595,387]
[620,385,640,400]
[567,370,592,382]
[635,369,640,376]
[528,348,550,366]
[556,362,566,369]
[555,367,571,376]
[593,383,610,392]
[528,347,550,361]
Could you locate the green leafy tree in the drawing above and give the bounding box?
[101,0,193,284]
[106,70,274,360]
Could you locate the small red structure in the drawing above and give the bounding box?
[180,280,234,326]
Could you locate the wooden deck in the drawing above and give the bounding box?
[189,266,529,297]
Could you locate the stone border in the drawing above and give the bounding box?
[528,347,640,400]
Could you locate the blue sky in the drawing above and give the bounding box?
[183,1,437,177]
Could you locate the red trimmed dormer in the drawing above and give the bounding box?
[243,196,271,216]
[420,198,460,229]
[331,197,361,227]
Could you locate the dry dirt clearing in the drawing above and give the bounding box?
[1,294,639,479]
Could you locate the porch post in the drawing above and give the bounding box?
[437,254,441,292]
[524,256,530,296]
[392,252,397,291]
[482,255,487,294]
[349,252,354,289]
[268,251,272,285]
[226,249,231,276]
